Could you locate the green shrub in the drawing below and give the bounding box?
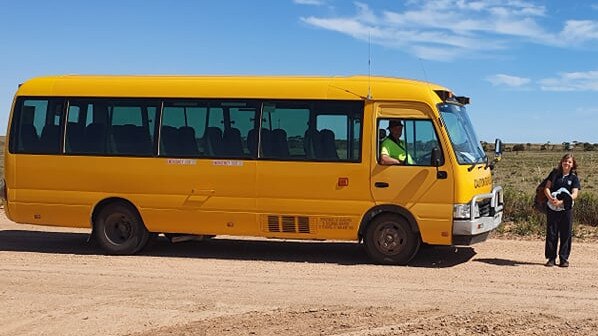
[501,187,544,236]
[501,185,598,238]
[575,192,598,227]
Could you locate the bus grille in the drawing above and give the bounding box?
[477,199,491,218]
[282,216,295,232]
[268,216,280,232]
[297,217,310,233]
[266,215,311,234]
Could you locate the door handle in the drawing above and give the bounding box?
[186,189,215,203]
[374,182,389,188]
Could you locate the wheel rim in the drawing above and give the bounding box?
[104,213,134,245]
[374,223,406,256]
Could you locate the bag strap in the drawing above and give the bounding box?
[547,168,558,190]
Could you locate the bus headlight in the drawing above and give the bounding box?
[453,204,471,219]
[453,203,481,219]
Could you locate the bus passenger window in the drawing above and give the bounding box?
[260,101,363,162]
[10,99,64,154]
[64,99,159,156]
[17,105,40,152]
[160,103,206,157]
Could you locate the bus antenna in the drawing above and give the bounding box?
[367,32,372,100]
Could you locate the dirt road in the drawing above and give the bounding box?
[1,212,597,335]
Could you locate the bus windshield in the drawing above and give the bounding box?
[439,103,485,165]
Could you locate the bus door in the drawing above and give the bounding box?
[371,103,454,245]
[155,100,259,236]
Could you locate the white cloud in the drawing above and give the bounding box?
[486,70,598,92]
[487,74,531,87]
[539,70,598,91]
[559,20,598,43]
[293,0,326,5]
[302,17,372,40]
[299,1,598,61]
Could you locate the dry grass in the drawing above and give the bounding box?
[492,149,598,194]
[492,148,598,239]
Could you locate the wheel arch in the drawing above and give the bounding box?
[91,197,143,230]
[358,204,419,241]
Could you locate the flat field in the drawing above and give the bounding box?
[492,149,598,195]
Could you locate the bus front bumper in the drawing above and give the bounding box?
[452,211,503,245]
[452,186,504,245]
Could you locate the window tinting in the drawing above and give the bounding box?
[9,98,65,154]
[261,100,363,161]
[10,97,363,162]
[65,99,159,156]
[160,102,207,157]
[160,100,259,158]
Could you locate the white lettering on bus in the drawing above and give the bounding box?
[167,159,197,165]
[213,160,244,167]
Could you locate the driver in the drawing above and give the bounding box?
[380,119,414,165]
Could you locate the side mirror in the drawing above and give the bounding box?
[486,138,503,170]
[431,147,447,179]
[431,147,442,167]
[494,138,503,161]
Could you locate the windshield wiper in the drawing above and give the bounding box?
[467,156,485,172]
[484,155,491,170]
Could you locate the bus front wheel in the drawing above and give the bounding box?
[95,203,150,255]
[364,214,420,265]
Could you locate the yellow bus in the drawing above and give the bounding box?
[2,75,503,265]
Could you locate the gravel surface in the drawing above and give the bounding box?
[1,212,597,335]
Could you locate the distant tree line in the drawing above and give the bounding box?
[482,141,598,152]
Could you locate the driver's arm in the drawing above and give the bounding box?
[380,154,402,165]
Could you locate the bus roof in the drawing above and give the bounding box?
[16,75,450,102]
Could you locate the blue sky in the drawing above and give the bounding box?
[1,0,597,143]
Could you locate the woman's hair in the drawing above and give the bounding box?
[558,153,578,175]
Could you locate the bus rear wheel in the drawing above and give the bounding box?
[364,214,420,265]
[95,203,149,255]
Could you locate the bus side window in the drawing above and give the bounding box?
[222,127,244,156]
[270,128,290,157]
[18,105,40,152]
[220,103,257,158]
[319,129,338,160]
[203,127,223,156]
[39,123,61,153]
[11,99,64,154]
[108,102,159,156]
[261,102,308,160]
[39,101,64,153]
[177,126,200,156]
[160,103,206,157]
[260,101,363,162]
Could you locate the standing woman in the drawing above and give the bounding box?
[544,154,581,267]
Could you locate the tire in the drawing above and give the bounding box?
[95,203,150,255]
[363,214,421,265]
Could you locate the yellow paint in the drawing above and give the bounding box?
[3,75,499,245]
